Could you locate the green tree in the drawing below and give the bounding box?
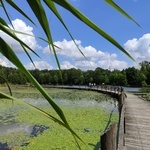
[30,69,41,83]
[53,74,58,85]
[140,61,150,85]
[93,67,104,84]
[0,65,6,84]
[125,67,142,86]
[8,71,27,84]
[62,72,68,85]
[109,70,127,86]
[83,70,94,85]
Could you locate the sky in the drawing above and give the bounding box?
[0,0,150,71]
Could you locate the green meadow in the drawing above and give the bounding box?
[0,85,119,150]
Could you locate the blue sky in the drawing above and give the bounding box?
[0,0,150,71]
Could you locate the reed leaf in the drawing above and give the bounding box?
[0,76,12,96]
[105,0,140,27]
[0,25,37,67]
[0,1,14,28]
[44,0,86,60]
[0,21,41,59]
[52,0,134,61]
[27,0,62,78]
[5,0,35,25]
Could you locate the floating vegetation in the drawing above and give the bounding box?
[30,124,50,137]
[0,86,119,149]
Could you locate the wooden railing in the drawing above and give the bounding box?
[100,92,126,150]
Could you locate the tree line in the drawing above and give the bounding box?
[0,61,150,87]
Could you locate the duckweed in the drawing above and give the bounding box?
[0,86,119,149]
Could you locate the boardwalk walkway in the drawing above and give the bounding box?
[124,93,150,150]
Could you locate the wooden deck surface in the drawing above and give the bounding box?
[124,93,150,150]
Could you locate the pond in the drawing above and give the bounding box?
[123,87,141,92]
[0,86,119,150]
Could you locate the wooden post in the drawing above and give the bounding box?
[118,92,125,114]
[117,92,126,150]
[101,123,116,150]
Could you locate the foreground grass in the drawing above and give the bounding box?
[0,85,118,149]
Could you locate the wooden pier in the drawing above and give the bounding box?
[124,93,150,150]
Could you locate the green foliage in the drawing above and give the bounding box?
[140,61,150,85]
[141,81,148,87]
[109,71,127,86]
[1,63,150,87]
[125,67,142,86]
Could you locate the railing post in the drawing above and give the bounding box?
[101,123,116,150]
[117,91,126,150]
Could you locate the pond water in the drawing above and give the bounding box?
[22,97,118,112]
[0,88,119,149]
[123,87,141,92]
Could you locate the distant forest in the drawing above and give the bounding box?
[0,61,150,87]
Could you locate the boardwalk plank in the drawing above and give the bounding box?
[124,93,150,150]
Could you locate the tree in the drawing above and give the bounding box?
[140,61,150,85]
[125,67,142,86]
[52,74,58,85]
[93,67,104,84]
[109,70,127,86]
[62,72,68,85]
[30,69,41,83]
[0,65,6,84]
[8,71,27,84]
[83,70,94,85]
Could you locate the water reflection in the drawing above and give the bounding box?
[22,97,118,113]
[0,120,49,137]
[123,87,141,92]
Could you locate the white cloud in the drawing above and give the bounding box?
[44,39,108,62]
[124,33,150,62]
[0,19,41,53]
[60,61,77,69]
[75,60,98,70]
[43,39,83,60]
[25,61,53,70]
[44,39,128,70]
[98,60,128,71]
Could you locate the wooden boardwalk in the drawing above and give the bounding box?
[124,93,150,150]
